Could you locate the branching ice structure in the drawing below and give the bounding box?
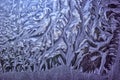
[0,0,120,79]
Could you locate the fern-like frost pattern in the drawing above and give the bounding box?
[0,0,120,76]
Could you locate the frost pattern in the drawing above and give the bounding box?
[0,0,120,76]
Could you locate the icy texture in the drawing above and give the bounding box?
[0,0,120,77]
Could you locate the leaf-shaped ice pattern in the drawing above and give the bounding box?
[0,0,120,78]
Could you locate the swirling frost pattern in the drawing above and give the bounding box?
[0,0,120,75]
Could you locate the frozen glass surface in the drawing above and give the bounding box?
[0,0,120,79]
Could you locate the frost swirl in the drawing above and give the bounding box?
[0,0,120,76]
